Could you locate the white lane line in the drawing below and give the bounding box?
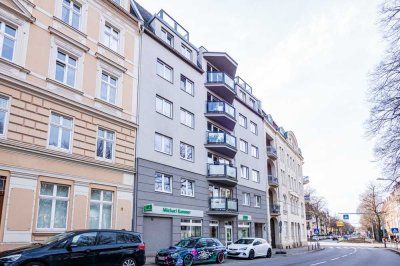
[310,261,327,266]
[341,255,348,258]
[331,257,340,261]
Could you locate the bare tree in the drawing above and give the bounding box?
[367,0,400,188]
[305,188,327,231]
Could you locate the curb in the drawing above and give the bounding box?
[387,248,400,256]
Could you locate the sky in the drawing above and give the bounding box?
[139,0,386,226]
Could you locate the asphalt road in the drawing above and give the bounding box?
[223,245,400,266]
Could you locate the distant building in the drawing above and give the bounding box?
[382,185,400,237]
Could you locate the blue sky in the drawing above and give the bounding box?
[139,0,386,225]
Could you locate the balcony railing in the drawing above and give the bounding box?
[268,175,279,187]
[207,163,237,179]
[206,72,235,90]
[266,146,278,158]
[270,204,280,214]
[206,101,236,119]
[207,132,236,149]
[235,76,252,94]
[157,10,189,40]
[209,197,238,212]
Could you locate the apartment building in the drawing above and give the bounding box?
[382,185,400,236]
[263,113,307,248]
[0,0,140,250]
[131,3,268,255]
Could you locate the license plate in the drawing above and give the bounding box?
[157,256,165,261]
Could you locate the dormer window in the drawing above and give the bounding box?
[181,44,192,60]
[161,28,174,47]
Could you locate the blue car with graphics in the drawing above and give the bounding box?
[155,237,226,266]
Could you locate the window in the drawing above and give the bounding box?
[98,232,116,245]
[255,195,261,207]
[180,108,194,128]
[157,60,173,82]
[180,142,194,162]
[181,179,194,197]
[209,220,219,238]
[242,192,250,206]
[49,113,73,151]
[96,128,115,160]
[0,96,9,137]
[100,72,117,105]
[161,28,174,47]
[155,95,172,118]
[239,114,247,128]
[180,75,194,95]
[239,90,246,102]
[154,133,172,155]
[117,233,141,244]
[155,172,172,193]
[240,165,249,180]
[37,183,69,230]
[252,170,260,183]
[181,219,202,238]
[89,189,113,229]
[249,98,256,109]
[61,0,81,29]
[239,139,248,153]
[181,44,192,60]
[250,121,257,135]
[112,0,121,5]
[55,50,77,87]
[71,232,97,247]
[0,22,16,61]
[251,145,259,158]
[103,24,119,52]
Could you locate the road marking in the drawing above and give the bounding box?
[310,261,327,266]
[341,255,348,258]
[331,257,340,261]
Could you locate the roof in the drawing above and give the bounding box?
[133,0,153,23]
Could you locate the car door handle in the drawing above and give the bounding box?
[119,246,124,249]
[85,249,91,253]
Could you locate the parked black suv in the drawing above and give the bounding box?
[0,229,145,266]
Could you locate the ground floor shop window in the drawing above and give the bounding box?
[181,219,202,238]
[89,189,113,229]
[209,220,219,238]
[238,222,250,239]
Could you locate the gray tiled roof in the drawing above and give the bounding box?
[133,1,153,23]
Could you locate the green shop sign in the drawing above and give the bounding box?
[239,214,252,221]
[143,204,203,217]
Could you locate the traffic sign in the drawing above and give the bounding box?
[314,228,320,235]
[343,214,349,220]
[391,228,399,234]
[336,221,344,227]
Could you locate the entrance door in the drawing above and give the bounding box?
[143,217,172,256]
[270,218,276,248]
[225,225,233,246]
[255,223,263,238]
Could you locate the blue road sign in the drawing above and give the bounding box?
[314,228,320,235]
[391,228,399,234]
[343,214,349,220]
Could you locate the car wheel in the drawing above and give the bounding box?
[266,248,272,258]
[216,252,225,264]
[121,257,136,266]
[248,249,255,260]
[183,254,193,266]
[24,263,45,266]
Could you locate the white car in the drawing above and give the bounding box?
[227,238,272,259]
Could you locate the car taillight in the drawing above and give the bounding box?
[138,243,145,251]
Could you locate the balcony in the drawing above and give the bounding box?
[205,101,236,130]
[207,163,238,186]
[235,76,252,94]
[270,204,281,216]
[203,52,238,78]
[205,72,236,103]
[205,132,237,158]
[208,197,238,216]
[157,10,189,41]
[268,175,279,187]
[303,176,310,184]
[266,146,278,160]
[304,194,311,202]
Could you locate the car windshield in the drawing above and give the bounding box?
[176,239,199,248]
[234,239,255,245]
[43,232,74,245]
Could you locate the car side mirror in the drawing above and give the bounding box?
[66,243,77,251]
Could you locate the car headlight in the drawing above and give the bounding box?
[239,247,247,250]
[0,254,22,262]
[170,253,179,259]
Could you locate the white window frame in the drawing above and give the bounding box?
[154,133,173,155]
[181,219,202,238]
[103,23,120,52]
[155,172,172,193]
[252,170,260,183]
[61,0,81,30]
[251,145,259,158]
[250,121,258,135]
[156,95,173,118]
[157,59,173,82]
[255,195,261,207]
[96,127,116,161]
[180,75,194,96]
[0,21,16,61]
[55,50,77,88]
[181,44,192,60]
[239,114,247,128]
[48,112,73,153]
[180,179,195,197]
[239,90,246,102]
[0,95,10,138]
[36,183,70,231]
[239,139,248,153]
[161,28,174,47]
[180,142,194,162]
[180,108,194,128]
[241,165,249,180]
[89,189,113,229]
[249,98,256,109]
[242,192,250,206]
[100,72,118,105]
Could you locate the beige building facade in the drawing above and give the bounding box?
[382,185,400,237]
[0,0,140,250]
